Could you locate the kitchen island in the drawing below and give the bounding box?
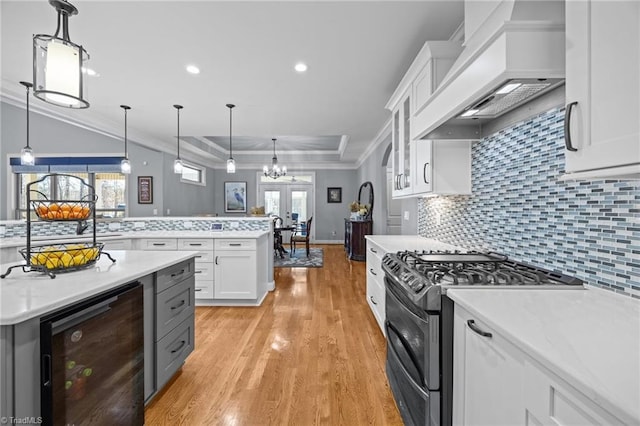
[0,217,273,304]
[0,250,198,422]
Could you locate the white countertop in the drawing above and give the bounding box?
[447,287,640,424]
[0,250,198,325]
[365,235,462,253]
[0,230,270,249]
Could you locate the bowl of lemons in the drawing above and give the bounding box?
[21,242,104,272]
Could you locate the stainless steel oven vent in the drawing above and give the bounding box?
[458,79,564,119]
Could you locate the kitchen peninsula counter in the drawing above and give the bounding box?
[0,250,197,325]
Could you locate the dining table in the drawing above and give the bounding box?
[274,225,296,258]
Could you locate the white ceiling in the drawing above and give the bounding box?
[0,0,464,169]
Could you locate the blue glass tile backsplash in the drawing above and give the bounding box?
[418,107,640,298]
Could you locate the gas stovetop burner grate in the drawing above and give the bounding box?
[384,249,584,290]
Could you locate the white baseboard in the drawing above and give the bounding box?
[312,240,344,244]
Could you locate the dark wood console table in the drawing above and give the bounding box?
[344,219,372,261]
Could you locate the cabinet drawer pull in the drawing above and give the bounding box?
[189,243,203,246]
[229,243,242,247]
[370,247,377,254]
[370,296,377,305]
[369,268,377,276]
[170,300,186,310]
[170,269,185,278]
[423,162,429,184]
[195,270,203,274]
[170,340,186,354]
[564,101,579,152]
[195,288,203,292]
[467,319,492,338]
[152,243,166,246]
[195,255,202,259]
[215,256,219,265]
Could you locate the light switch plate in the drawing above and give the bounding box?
[108,222,121,231]
[404,211,410,220]
[184,221,193,229]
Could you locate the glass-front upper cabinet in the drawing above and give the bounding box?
[391,89,412,197]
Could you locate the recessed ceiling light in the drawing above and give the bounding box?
[294,62,308,73]
[186,65,200,74]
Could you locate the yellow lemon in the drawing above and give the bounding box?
[60,252,74,268]
[73,254,86,266]
[30,253,48,265]
[66,244,84,256]
[45,258,60,270]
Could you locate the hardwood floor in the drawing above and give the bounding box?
[145,244,402,425]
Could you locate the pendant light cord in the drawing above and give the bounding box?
[120,105,131,158]
[226,104,235,160]
[26,85,30,149]
[174,104,183,159]
[20,81,33,149]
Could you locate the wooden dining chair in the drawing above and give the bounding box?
[290,216,312,257]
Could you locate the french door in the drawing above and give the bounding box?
[260,184,312,222]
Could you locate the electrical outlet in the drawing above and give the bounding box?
[436,213,442,225]
[108,222,121,231]
[153,209,158,216]
[331,230,337,236]
[166,209,171,215]
[134,222,145,229]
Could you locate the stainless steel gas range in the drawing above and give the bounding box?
[381,250,584,426]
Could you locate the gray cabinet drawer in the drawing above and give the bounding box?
[156,276,195,339]
[156,315,194,389]
[156,259,194,293]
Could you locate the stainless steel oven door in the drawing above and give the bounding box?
[386,321,440,426]
[385,279,440,390]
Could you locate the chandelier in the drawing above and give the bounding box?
[263,138,286,179]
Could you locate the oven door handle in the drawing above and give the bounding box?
[385,320,426,388]
[385,283,429,324]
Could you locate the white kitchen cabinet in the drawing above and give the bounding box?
[365,240,386,336]
[386,41,470,198]
[135,238,178,250]
[453,304,625,426]
[391,90,413,197]
[412,139,472,195]
[178,238,214,300]
[564,0,640,179]
[0,247,20,263]
[101,238,131,251]
[214,239,257,299]
[523,360,622,426]
[452,306,525,425]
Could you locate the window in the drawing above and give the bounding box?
[180,163,205,185]
[15,172,127,220]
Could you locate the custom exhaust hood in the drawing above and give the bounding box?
[413,0,566,140]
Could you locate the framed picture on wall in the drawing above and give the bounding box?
[224,181,247,213]
[138,176,153,204]
[327,187,342,203]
